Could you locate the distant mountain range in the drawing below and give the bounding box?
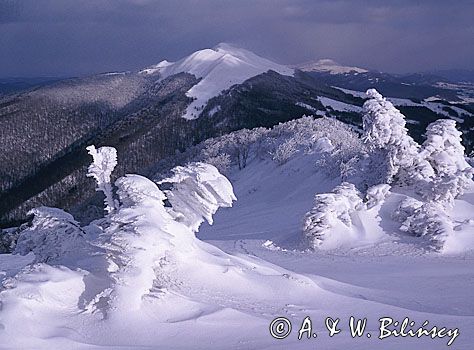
[429,69,474,84]
[0,77,65,95]
[1,44,473,227]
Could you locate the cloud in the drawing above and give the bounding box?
[0,0,472,76]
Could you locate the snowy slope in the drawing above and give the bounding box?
[296,59,368,75]
[334,86,473,120]
[140,43,294,119]
[1,116,474,349]
[2,155,473,349]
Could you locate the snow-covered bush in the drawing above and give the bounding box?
[0,227,23,253]
[199,127,268,171]
[362,89,419,184]
[392,197,423,224]
[314,137,335,153]
[303,182,363,248]
[392,198,452,251]
[202,153,231,174]
[86,145,118,213]
[161,116,362,180]
[272,138,299,164]
[415,119,473,206]
[365,184,391,209]
[14,207,88,263]
[159,162,236,232]
[232,128,265,169]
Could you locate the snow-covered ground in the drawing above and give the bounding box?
[317,96,363,113]
[297,59,368,75]
[1,91,473,349]
[198,154,474,350]
[333,87,473,120]
[1,150,473,349]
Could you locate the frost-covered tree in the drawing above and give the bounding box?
[272,138,299,165]
[159,162,236,232]
[415,119,473,206]
[362,89,419,184]
[0,226,24,253]
[303,183,363,248]
[86,145,118,213]
[101,174,179,310]
[392,198,452,251]
[231,128,265,169]
[14,207,88,263]
[102,163,236,311]
[203,153,231,174]
[365,184,391,209]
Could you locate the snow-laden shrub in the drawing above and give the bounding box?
[272,138,299,164]
[159,162,236,232]
[86,145,118,213]
[303,182,363,248]
[392,198,452,251]
[202,153,231,174]
[155,116,362,181]
[362,89,419,184]
[365,184,391,209]
[270,120,336,164]
[315,137,335,153]
[14,207,87,263]
[415,119,473,206]
[199,127,269,171]
[0,227,23,253]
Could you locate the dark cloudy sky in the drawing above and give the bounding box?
[1,0,473,77]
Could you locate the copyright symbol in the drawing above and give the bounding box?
[269,317,292,339]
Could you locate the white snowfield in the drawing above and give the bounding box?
[296,58,368,74]
[1,90,474,350]
[317,96,363,113]
[140,43,294,119]
[334,87,473,120]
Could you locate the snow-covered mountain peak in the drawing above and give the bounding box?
[140,43,293,119]
[296,58,368,75]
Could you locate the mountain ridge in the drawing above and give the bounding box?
[1,44,473,227]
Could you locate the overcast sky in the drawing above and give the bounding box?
[1,0,473,77]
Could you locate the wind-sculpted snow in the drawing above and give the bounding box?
[102,174,194,311]
[0,154,243,343]
[302,182,393,250]
[159,162,236,232]
[1,112,474,348]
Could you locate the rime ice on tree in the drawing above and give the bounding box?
[416,119,474,206]
[86,145,118,213]
[362,88,419,183]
